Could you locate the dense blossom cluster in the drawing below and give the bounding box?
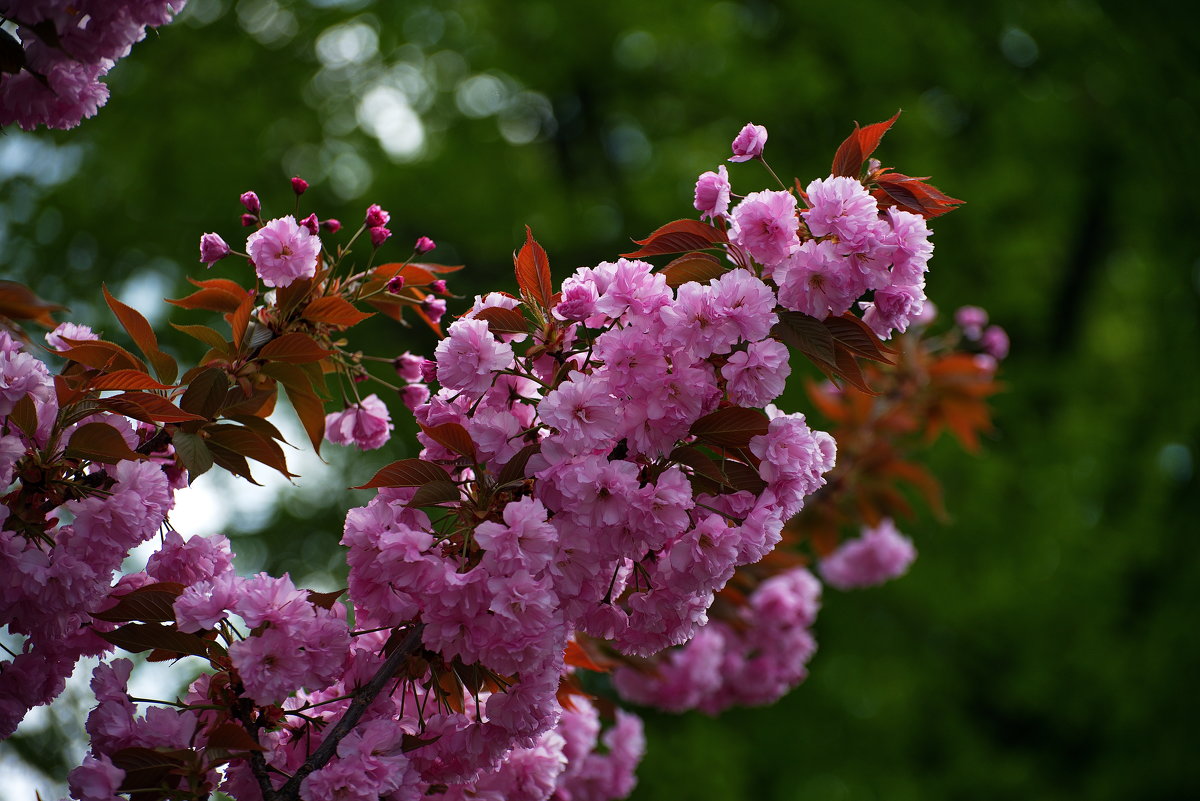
[0,1,188,130]
[0,119,998,801]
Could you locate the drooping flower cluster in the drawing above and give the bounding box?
[0,1,188,130]
[0,118,992,801]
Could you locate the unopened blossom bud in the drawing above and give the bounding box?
[421,297,446,324]
[365,203,390,227]
[291,176,309,195]
[393,351,424,382]
[431,279,447,295]
[729,123,768,162]
[240,191,261,214]
[414,235,436,254]
[386,276,405,294]
[321,218,342,233]
[954,305,988,338]
[199,233,231,266]
[241,213,257,227]
[352,373,369,384]
[369,226,392,248]
[981,325,1010,360]
[420,358,438,384]
[300,213,319,235]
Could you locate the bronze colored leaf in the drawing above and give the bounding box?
[514,226,554,308]
[690,407,770,448]
[658,252,726,288]
[258,332,334,364]
[353,458,450,489]
[621,219,728,259]
[65,422,148,464]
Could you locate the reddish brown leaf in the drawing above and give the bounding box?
[98,623,218,659]
[421,422,477,460]
[405,480,460,508]
[474,306,529,335]
[58,339,147,374]
[226,413,289,444]
[206,423,296,479]
[831,110,901,177]
[373,262,438,286]
[872,172,964,218]
[353,458,450,489]
[99,392,205,424]
[171,430,214,480]
[825,313,894,363]
[86,370,176,392]
[773,311,837,368]
[179,367,230,419]
[658,252,726,288]
[205,722,265,752]
[111,747,190,797]
[306,588,346,610]
[280,381,325,453]
[207,441,261,485]
[258,332,334,364]
[228,292,254,351]
[166,280,247,313]
[65,422,148,463]
[497,443,538,487]
[833,344,875,394]
[514,226,554,308]
[7,393,40,439]
[101,285,174,383]
[170,323,232,354]
[621,219,728,259]
[92,583,183,623]
[274,277,314,317]
[690,407,770,448]
[565,639,610,673]
[303,295,374,327]
[0,280,65,328]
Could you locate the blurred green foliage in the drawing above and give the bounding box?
[2,0,1197,798]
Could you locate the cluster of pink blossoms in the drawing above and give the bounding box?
[0,120,977,801]
[0,1,187,130]
[694,138,935,340]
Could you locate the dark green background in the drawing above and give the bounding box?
[2,0,1197,798]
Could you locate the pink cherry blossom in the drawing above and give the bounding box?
[819,518,917,589]
[246,215,321,288]
[693,164,732,220]
[325,394,393,450]
[435,318,515,396]
[729,123,768,162]
[729,190,799,268]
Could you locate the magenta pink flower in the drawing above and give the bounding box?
[982,325,1010,360]
[240,191,261,214]
[775,239,862,319]
[246,215,321,288]
[722,339,791,407]
[729,123,768,162]
[729,190,799,267]
[415,235,437,253]
[434,318,514,396]
[45,322,98,351]
[819,518,916,589]
[198,232,231,266]
[365,203,390,227]
[291,176,309,195]
[694,164,732,220]
[325,394,393,451]
[861,283,926,339]
[803,175,881,249]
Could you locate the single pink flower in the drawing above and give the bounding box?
[246,216,321,288]
[325,394,393,451]
[198,232,230,266]
[694,164,732,220]
[729,123,768,162]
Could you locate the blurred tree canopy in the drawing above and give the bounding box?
[2,0,1197,798]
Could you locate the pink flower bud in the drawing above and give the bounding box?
[729,123,768,162]
[321,218,342,232]
[386,276,405,294]
[420,358,438,383]
[414,236,436,254]
[981,325,1009,360]
[365,203,390,227]
[955,305,988,339]
[352,373,368,384]
[369,226,392,248]
[241,213,258,227]
[199,233,231,266]
[291,176,309,195]
[421,297,446,324]
[240,191,261,214]
[300,213,319,235]
[431,279,447,295]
